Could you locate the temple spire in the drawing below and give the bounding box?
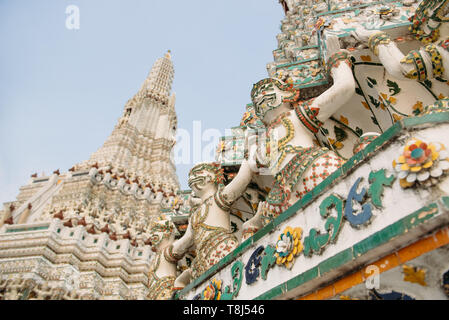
[165,50,171,59]
[80,52,180,190]
[140,50,174,98]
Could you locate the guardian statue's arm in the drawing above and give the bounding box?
[311,36,356,122]
[353,27,449,82]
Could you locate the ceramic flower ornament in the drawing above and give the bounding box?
[202,278,222,300]
[275,226,303,269]
[393,139,449,188]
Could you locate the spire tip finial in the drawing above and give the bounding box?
[165,50,171,59]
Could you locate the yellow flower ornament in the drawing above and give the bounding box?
[275,226,303,269]
[393,139,449,188]
[202,278,222,300]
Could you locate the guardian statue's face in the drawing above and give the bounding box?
[252,82,285,120]
[148,216,174,250]
[251,78,299,121]
[188,168,215,192]
[187,162,223,195]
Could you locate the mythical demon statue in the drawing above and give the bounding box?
[241,36,355,238]
[164,160,255,281]
[146,215,179,300]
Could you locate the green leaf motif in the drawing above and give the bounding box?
[366,77,377,88]
[368,169,395,208]
[369,95,381,108]
[412,108,422,116]
[231,221,238,233]
[355,87,364,96]
[304,229,330,256]
[387,79,401,96]
[334,126,348,142]
[261,245,277,280]
[320,194,343,244]
[423,79,433,89]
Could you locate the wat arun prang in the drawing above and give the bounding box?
[2,0,449,300]
[0,52,184,299]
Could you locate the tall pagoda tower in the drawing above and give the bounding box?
[85,50,179,186]
[0,52,182,300]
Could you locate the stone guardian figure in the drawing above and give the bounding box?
[146,215,179,300]
[241,36,356,239]
[165,160,255,280]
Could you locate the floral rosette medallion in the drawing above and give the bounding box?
[202,278,222,300]
[393,139,449,188]
[275,226,303,269]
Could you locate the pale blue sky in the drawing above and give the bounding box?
[0,0,283,204]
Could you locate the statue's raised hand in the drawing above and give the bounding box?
[245,130,268,174]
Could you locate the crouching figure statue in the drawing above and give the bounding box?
[242,36,356,239]
[146,215,179,300]
[165,160,255,281]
